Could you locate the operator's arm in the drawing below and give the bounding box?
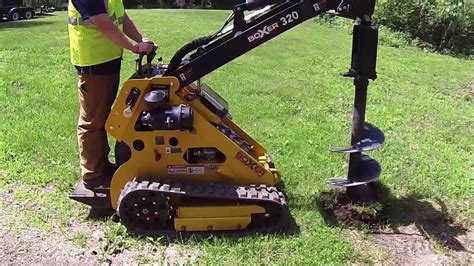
[123,13,143,43]
[89,14,136,51]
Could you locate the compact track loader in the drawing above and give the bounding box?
[71,0,384,236]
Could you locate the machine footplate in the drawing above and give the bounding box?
[117,179,289,236]
[327,154,381,187]
[69,181,111,209]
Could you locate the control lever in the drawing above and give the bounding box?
[135,54,143,76]
[147,46,157,70]
[135,45,158,76]
[123,87,141,118]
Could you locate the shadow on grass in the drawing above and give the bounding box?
[0,16,55,29]
[35,13,55,17]
[315,182,470,252]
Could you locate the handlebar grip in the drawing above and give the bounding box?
[135,45,158,76]
[147,45,158,63]
[137,45,157,61]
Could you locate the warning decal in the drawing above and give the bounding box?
[167,165,219,175]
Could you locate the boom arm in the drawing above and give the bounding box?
[166,0,376,88]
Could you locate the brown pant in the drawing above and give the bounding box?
[77,73,119,180]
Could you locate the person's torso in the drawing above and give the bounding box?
[68,0,125,68]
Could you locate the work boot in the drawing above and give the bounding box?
[82,163,117,190]
[103,162,118,179]
[83,176,111,190]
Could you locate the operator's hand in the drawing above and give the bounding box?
[143,38,159,52]
[132,42,155,55]
[141,37,156,45]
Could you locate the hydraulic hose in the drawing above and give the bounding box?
[164,36,215,76]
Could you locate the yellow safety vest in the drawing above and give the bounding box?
[68,0,125,66]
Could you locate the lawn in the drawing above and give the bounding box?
[0,10,473,264]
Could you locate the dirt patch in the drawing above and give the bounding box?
[40,182,56,194]
[470,77,474,96]
[373,224,473,264]
[0,226,98,265]
[317,189,384,230]
[316,186,474,264]
[0,190,98,264]
[0,189,200,264]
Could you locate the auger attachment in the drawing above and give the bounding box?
[330,123,384,154]
[327,18,383,203]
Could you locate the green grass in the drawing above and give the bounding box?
[1,10,473,264]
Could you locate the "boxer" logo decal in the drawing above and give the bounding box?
[235,151,266,177]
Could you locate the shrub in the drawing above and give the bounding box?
[375,0,473,56]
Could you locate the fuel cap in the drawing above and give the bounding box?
[144,90,168,104]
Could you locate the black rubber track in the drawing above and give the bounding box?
[117,178,289,237]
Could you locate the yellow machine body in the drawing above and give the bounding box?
[175,205,265,231]
[105,75,282,232]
